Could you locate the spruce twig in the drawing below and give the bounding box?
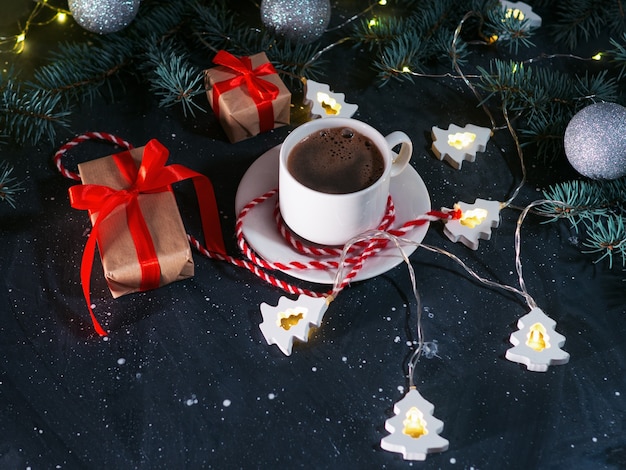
[1,79,72,146]
[0,161,24,208]
[582,215,626,268]
[143,40,205,117]
[539,178,626,267]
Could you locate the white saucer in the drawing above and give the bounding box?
[234,145,431,284]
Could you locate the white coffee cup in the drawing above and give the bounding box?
[279,117,412,246]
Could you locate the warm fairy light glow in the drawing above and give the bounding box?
[526,322,550,352]
[277,307,307,331]
[459,208,488,228]
[304,79,358,119]
[592,52,602,61]
[378,0,388,5]
[403,407,428,438]
[505,8,525,21]
[2,0,71,54]
[13,33,26,53]
[368,18,379,28]
[500,1,542,29]
[488,34,499,44]
[506,307,569,371]
[260,295,329,356]
[317,92,341,115]
[402,65,412,73]
[447,131,476,149]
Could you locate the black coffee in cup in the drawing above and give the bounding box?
[287,127,385,194]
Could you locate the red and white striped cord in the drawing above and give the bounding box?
[190,187,461,299]
[54,132,133,181]
[273,195,396,258]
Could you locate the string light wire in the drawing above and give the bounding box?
[0,0,69,54]
[330,197,570,385]
[451,11,498,132]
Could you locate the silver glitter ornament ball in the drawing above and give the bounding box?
[69,0,140,34]
[260,0,331,43]
[564,102,626,180]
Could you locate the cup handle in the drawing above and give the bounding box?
[385,131,413,177]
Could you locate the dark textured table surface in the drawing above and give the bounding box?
[1,2,625,469]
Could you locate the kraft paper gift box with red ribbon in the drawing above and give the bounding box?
[68,139,226,336]
[204,50,291,143]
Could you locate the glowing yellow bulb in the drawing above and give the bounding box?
[13,33,26,53]
[402,407,428,439]
[487,35,499,44]
[401,65,412,73]
[368,18,378,28]
[505,8,525,20]
[526,323,550,352]
[378,0,387,5]
[317,92,341,115]
[57,12,67,23]
[277,308,306,331]
[447,131,476,150]
[592,52,602,61]
[459,208,488,229]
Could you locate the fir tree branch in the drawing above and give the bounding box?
[1,80,72,146]
[123,0,190,42]
[266,40,324,85]
[373,32,427,85]
[518,108,570,160]
[574,70,619,106]
[143,40,205,117]
[477,59,619,160]
[485,3,536,53]
[0,161,24,208]
[539,177,626,267]
[190,0,268,56]
[607,33,626,79]
[33,38,133,103]
[582,215,626,268]
[539,180,613,224]
[549,0,612,50]
[351,16,410,51]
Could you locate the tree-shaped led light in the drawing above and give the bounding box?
[505,307,569,372]
[381,387,449,461]
[259,294,330,355]
[304,79,358,119]
[431,123,491,169]
[443,199,502,250]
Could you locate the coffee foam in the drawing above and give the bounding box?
[288,127,384,194]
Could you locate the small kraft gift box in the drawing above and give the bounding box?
[204,50,291,143]
[66,138,225,335]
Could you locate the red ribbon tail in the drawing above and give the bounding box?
[193,175,226,255]
[80,229,108,336]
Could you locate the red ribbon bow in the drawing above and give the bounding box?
[211,50,280,133]
[69,139,226,336]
